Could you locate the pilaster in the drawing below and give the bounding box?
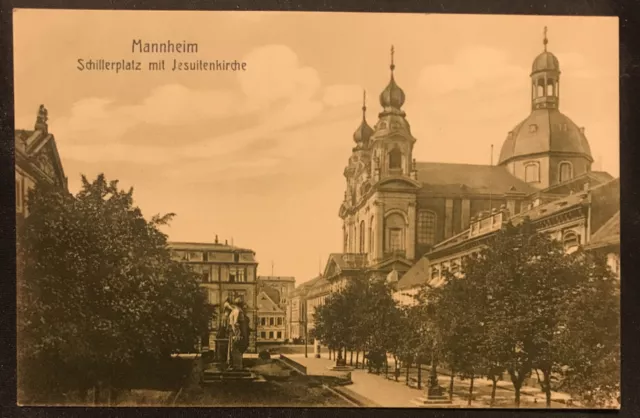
[461,199,471,231]
[374,201,384,262]
[445,198,454,239]
[407,202,416,260]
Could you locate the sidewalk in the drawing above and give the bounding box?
[287,353,571,408]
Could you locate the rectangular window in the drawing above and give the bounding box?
[277,331,282,339]
[260,332,266,339]
[261,317,266,326]
[277,317,283,326]
[189,252,203,262]
[270,317,274,326]
[229,267,236,283]
[236,268,245,283]
[269,331,274,339]
[389,228,403,252]
[417,210,436,245]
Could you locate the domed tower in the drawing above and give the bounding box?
[498,27,593,189]
[343,91,374,205]
[369,46,417,181]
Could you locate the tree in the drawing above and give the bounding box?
[17,175,214,403]
[453,220,620,408]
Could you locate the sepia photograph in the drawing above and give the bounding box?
[13,9,620,408]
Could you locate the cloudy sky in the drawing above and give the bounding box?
[13,10,619,284]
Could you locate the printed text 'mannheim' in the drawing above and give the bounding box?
[132,40,198,53]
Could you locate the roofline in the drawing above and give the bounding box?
[498,150,594,166]
[167,241,255,253]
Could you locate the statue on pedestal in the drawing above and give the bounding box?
[223,298,250,371]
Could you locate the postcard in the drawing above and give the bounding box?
[13,9,620,408]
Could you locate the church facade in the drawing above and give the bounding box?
[323,28,617,294]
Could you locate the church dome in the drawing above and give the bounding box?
[379,77,406,109]
[353,91,374,146]
[498,109,593,165]
[379,45,405,109]
[353,119,374,145]
[532,51,560,74]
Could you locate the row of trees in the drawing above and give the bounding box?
[17,175,214,404]
[312,221,620,408]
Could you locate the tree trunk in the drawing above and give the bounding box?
[355,351,360,368]
[509,368,527,408]
[449,372,455,400]
[490,377,498,407]
[350,351,353,366]
[406,361,410,385]
[417,363,422,389]
[543,369,552,408]
[468,375,475,406]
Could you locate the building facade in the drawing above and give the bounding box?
[256,290,286,343]
[168,238,259,353]
[15,105,68,221]
[325,28,618,294]
[289,276,323,342]
[393,178,620,304]
[256,275,296,340]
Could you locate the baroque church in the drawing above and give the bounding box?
[322,28,616,288]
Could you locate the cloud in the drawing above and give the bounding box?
[418,46,527,96]
[323,84,364,107]
[238,44,321,106]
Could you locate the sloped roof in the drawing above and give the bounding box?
[257,291,284,314]
[258,285,281,306]
[327,253,368,270]
[536,171,614,196]
[292,275,323,296]
[15,128,67,189]
[396,257,430,290]
[415,162,537,196]
[587,211,620,249]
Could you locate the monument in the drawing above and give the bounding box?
[202,298,259,383]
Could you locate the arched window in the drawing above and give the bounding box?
[558,162,573,183]
[546,79,555,96]
[563,231,580,253]
[536,82,544,97]
[417,210,437,245]
[388,148,402,170]
[524,162,540,183]
[384,213,405,252]
[359,220,365,254]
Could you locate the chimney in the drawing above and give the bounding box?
[215,235,219,244]
[225,239,228,245]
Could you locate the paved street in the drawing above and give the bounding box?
[287,352,572,408]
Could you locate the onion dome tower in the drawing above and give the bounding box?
[353,91,374,149]
[498,27,593,189]
[370,46,417,180]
